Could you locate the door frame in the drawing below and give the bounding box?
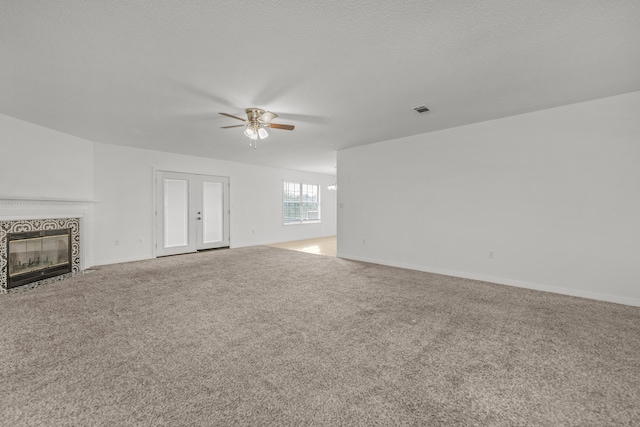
[153,169,230,257]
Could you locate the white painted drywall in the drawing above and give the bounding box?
[0,114,94,200]
[337,91,640,306]
[92,143,336,266]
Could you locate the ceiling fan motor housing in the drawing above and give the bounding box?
[246,108,266,123]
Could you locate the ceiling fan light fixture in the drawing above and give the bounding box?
[219,109,294,149]
[244,127,257,139]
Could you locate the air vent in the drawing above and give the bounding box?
[413,105,430,114]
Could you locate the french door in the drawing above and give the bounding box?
[156,171,230,257]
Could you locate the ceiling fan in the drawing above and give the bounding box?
[220,108,294,148]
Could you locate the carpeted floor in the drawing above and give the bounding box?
[1,246,639,426]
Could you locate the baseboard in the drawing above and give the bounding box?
[337,252,640,308]
[90,255,152,268]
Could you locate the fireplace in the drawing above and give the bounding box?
[0,217,81,292]
[7,229,72,289]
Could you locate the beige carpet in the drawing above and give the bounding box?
[1,246,639,426]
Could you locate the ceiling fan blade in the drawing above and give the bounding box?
[268,123,295,131]
[258,111,278,123]
[221,125,246,129]
[219,112,247,122]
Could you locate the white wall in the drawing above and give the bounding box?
[0,113,336,268]
[0,114,94,200]
[92,143,336,265]
[338,91,640,306]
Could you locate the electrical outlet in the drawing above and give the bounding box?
[115,240,119,246]
[489,251,494,259]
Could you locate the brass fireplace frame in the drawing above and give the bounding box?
[7,228,72,289]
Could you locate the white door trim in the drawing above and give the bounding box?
[155,171,230,257]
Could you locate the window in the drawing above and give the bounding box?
[283,182,321,224]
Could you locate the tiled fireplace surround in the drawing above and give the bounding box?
[0,198,90,292]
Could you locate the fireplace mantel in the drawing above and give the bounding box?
[0,196,98,221]
[0,196,100,205]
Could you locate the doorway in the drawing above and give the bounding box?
[156,171,230,257]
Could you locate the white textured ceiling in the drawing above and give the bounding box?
[2,1,639,175]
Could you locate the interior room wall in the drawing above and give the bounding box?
[337,91,640,306]
[0,114,94,200]
[92,143,337,266]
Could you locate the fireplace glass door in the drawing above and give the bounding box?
[8,228,72,288]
